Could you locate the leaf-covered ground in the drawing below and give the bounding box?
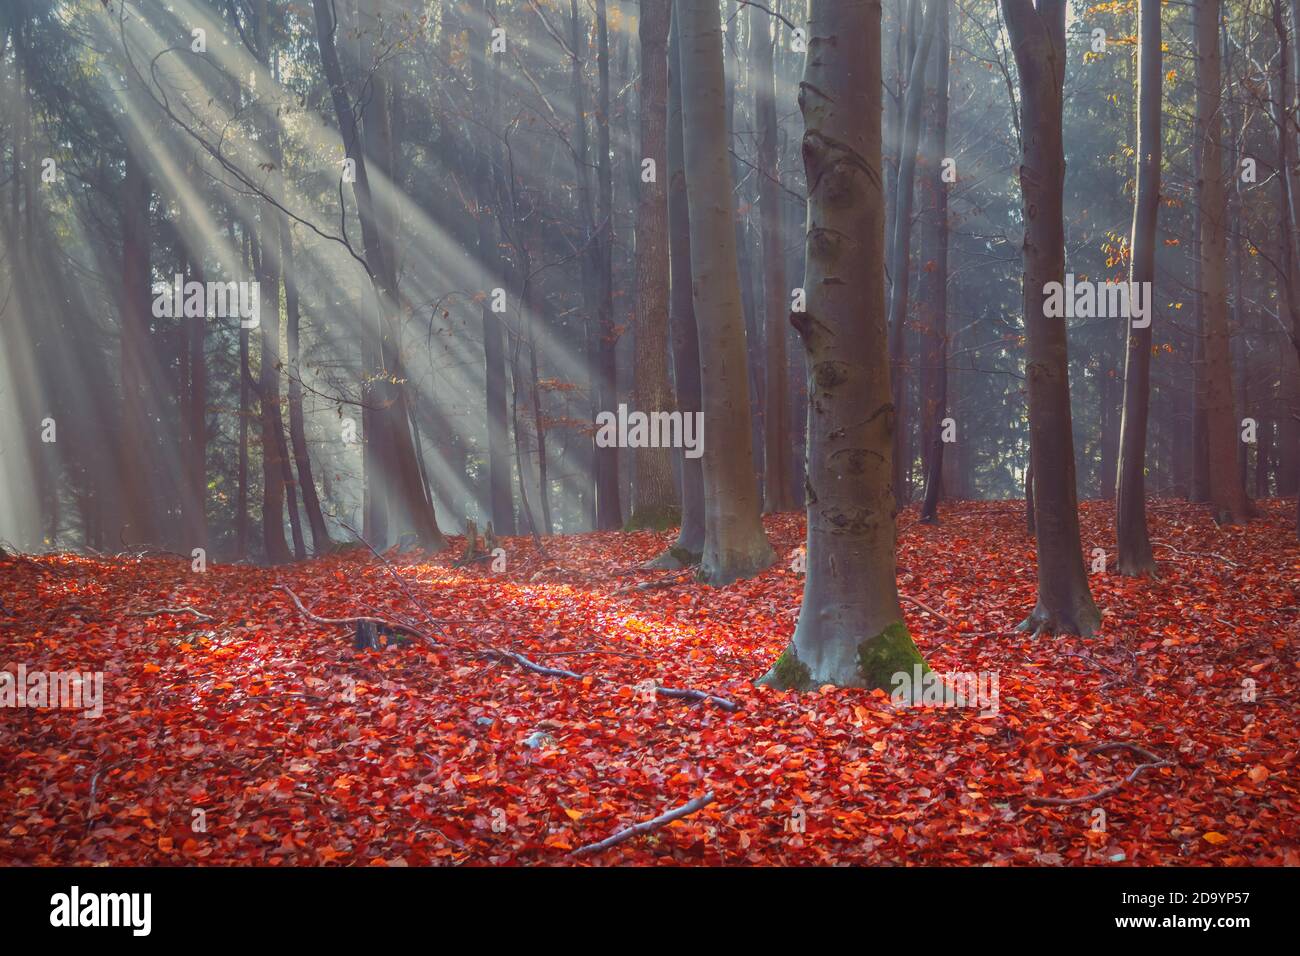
[2,499,1297,866]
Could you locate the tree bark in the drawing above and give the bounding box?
[760,0,927,690]
[469,0,516,538]
[887,0,939,508]
[592,0,622,530]
[118,151,159,546]
[652,5,706,567]
[628,0,678,530]
[677,0,774,585]
[917,0,949,525]
[751,2,796,515]
[1001,0,1101,634]
[281,225,331,552]
[1196,0,1251,526]
[1115,0,1160,575]
[312,0,445,550]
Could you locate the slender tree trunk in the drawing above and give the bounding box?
[119,152,158,546]
[184,256,207,554]
[917,0,949,525]
[282,227,331,552]
[313,0,445,550]
[677,0,775,585]
[750,2,796,515]
[237,225,251,559]
[1001,0,1101,634]
[252,2,292,565]
[591,0,622,530]
[652,5,706,567]
[1115,0,1161,575]
[761,0,927,691]
[628,0,678,530]
[887,0,939,508]
[466,0,516,537]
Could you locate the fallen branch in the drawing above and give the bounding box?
[900,594,954,628]
[571,791,715,858]
[1029,742,1173,807]
[278,586,436,644]
[485,649,582,680]
[652,685,740,712]
[1150,540,1240,569]
[613,569,695,595]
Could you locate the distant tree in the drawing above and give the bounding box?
[677,0,774,585]
[1001,0,1101,634]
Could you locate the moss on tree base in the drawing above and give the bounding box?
[759,622,929,691]
[856,622,928,689]
[757,645,816,691]
[624,505,683,532]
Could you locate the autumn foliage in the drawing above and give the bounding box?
[1,499,1296,866]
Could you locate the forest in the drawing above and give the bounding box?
[0,0,1296,874]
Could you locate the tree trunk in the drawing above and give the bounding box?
[887,0,940,508]
[237,225,251,560]
[253,2,292,565]
[1196,0,1251,526]
[917,0,949,525]
[312,0,445,550]
[751,2,796,515]
[1115,0,1160,576]
[653,5,706,567]
[677,0,774,586]
[118,151,158,546]
[1001,0,1101,635]
[628,0,678,530]
[760,0,927,691]
[282,226,331,552]
[592,0,622,530]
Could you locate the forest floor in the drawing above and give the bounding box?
[1,498,1297,866]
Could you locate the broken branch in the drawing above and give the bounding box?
[571,791,716,858]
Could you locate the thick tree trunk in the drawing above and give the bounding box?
[1115,0,1160,576]
[760,0,927,691]
[628,0,678,531]
[917,0,949,525]
[1001,0,1101,635]
[677,0,774,586]
[1196,0,1251,526]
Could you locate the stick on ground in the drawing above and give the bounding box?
[571,791,715,858]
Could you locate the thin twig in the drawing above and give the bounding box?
[1029,742,1173,807]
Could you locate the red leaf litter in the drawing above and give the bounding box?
[1,500,1296,866]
